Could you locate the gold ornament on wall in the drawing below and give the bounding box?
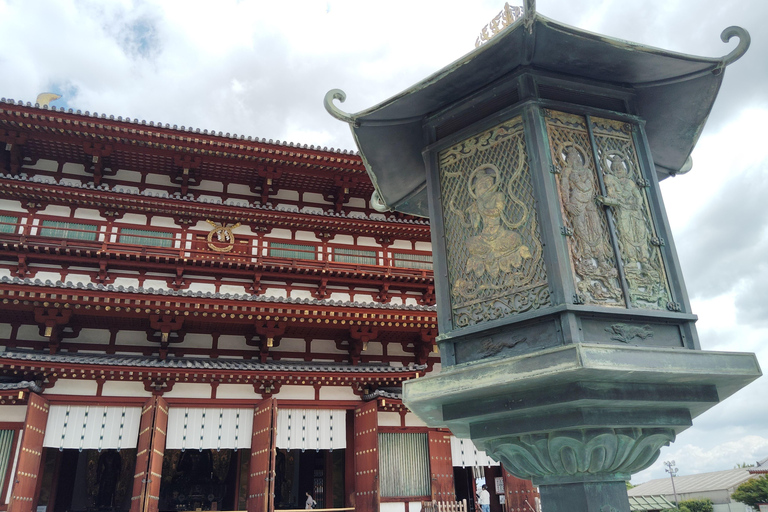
[206,220,241,253]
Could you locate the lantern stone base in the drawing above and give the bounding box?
[538,481,631,512]
[402,344,761,512]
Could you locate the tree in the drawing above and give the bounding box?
[732,474,768,509]
[677,498,713,512]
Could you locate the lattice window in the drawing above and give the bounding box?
[332,247,377,265]
[0,429,14,498]
[40,220,98,241]
[392,252,433,270]
[0,215,18,234]
[268,242,316,260]
[379,432,431,497]
[119,228,173,247]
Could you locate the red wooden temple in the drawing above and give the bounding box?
[0,98,537,512]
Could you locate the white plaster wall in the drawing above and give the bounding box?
[329,292,351,301]
[227,183,253,196]
[347,197,366,208]
[190,180,224,192]
[333,234,354,245]
[381,502,408,512]
[273,385,314,400]
[364,342,383,356]
[72,208,103,221]
[17,324,46,341]
[386,343,411,357]
[162,383,212,398]
[117,213,147,225]
[275,338,305,354]
[302,192,328,205]
[0,323,11,340]
[389,240,412,250]
[269,228,292,239]
[294,230,319,242]
[0,405,27,421]
[39,205,71,216]
[319,386,359,401]
[415,242,432,251]
[187,282,216,293]
[181,333,212,349]
[290,289,313,300]
[49,379,98,396]
[0,199,26,213]
[274,189,299,201]
[146,174,173,186]
[113,277,141,288]
[311,340,346,355]
[114,169,142,183]
[24,158,58,172]
[263,287,288,299]
[62,162,87,176]
[142,279,167,290]
[0,268,11,281]
[220,284,247,295]
[101,381,152,397]
[357,237,379,248]
[33,272,62,282]
[149,216,177,228]
[75,329,110,345]
[354,294,375,303]
[378,411,402,427]
[216,335,248,351]
[404,298,419,306]
[115,330,155,346]
[404,412,427,427]
[216,384,259,399]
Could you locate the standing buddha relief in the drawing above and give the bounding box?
[545,109,672,310]
[438,117,550,329]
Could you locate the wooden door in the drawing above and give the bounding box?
[247,398,277,512]
[428,430,455,501]
[7,393,49,512]
[130,398,156,512]
[502,466,538,512]
[353,400,379,512]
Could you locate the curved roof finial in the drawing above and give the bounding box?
[719,26,750,68]
[323,89,355,125]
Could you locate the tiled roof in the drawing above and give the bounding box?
[0,380,42,392]
[0,350,426,374]
[1,98,359,157]
[628,495,675,511]
[750,456,768,474]
[363,388,403,401]
[629,468,753,496]
[0,275,436,312]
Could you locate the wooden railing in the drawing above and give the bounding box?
[422,499,468,512]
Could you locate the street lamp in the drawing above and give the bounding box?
[665,460,680,506]
[326,3,762,512]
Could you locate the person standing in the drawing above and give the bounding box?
[305,491,316,509]
[478,484,491,512]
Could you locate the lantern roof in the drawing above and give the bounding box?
[326,9,750,218]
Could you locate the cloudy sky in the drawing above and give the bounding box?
[1,0,767,483]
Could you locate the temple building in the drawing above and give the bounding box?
[0,98,537,512]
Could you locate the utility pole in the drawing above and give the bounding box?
[664,460,680,507]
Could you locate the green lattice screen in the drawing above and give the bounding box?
[378,432,431,497]
[268,242,316,260]
[40,220,98,241]
[332,247,377,265]
[392,252,433,270]
[0,429,14,495]
[0,215,18,234]
[119,228,173,247]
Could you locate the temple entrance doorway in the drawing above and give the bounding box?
[157,448,248,512]
[273,449,345,510]
[37,448,137,512]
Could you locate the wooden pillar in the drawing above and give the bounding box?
[7,393,49,512]
[130,396,169,512]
